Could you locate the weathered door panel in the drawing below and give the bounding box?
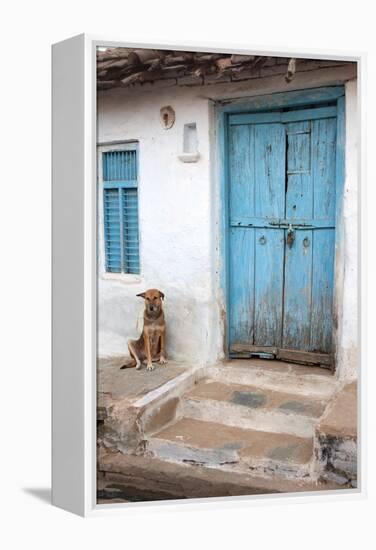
[282,228,313,350]
[285,121,312,220]
[311,118,337,221]
[310,228,335,353]
[254,228,284,347]
[254,124,286,219]
[227,105,338,362]
[229,227,255,345]
[229,125,255,220]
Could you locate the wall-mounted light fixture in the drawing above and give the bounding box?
[160,106,175,129]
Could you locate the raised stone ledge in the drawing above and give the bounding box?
[315,382,357,486]
[97,449,345,503]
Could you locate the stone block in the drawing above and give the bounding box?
[315,382,357,484]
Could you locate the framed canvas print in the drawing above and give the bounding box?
[52,34,362,517]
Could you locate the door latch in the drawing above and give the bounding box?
[286,224,295,248]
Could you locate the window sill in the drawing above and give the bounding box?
[178,152,200,163]
[100,272,142,284]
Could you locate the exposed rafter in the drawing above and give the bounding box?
[96,48,354,91]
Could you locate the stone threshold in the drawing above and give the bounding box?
[97,450,353,504]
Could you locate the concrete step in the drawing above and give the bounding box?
[148,417,314,480]
[98,447,349,502]
[207,359,337,399]
[181,379,330,438]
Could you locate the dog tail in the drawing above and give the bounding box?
[120,360,136,370]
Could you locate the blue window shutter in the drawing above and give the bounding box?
[102,147,140,274]
[122,188,140,273]
[103,150,137,182]
[103,188,122,273]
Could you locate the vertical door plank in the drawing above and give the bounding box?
[285,121,312,220]
[254,124,285,219]
[254,228,284,347]
[229,227,255,345]
[228,124,256,346]
[309,117,336,352]
[253,122,286,347]
[283,120,313,349]
[310,229,335,352]
[312,118,337,220]
[229,125,255,219]
[283,229,313,349]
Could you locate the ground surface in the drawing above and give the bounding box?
[97,448,343,503]
[97,358,357,503]
[98,357,188,401]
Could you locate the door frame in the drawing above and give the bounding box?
[216,86,345,367]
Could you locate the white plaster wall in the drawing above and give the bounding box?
[336,79,359,381]
[97,66,358,378]
[97,86,217,364]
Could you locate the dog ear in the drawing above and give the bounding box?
[136,292,146,299]
[159,290,165,300]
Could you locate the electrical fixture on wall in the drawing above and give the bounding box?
[178,122,200,163]
[160,106,175,129]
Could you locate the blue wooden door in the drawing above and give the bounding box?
[227,105,337,365]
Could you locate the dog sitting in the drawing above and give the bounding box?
[121,288,167,371]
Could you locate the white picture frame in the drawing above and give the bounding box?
[52,34,364,517]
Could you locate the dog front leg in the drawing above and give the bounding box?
[145,333,154,371]
[159,331,167,364]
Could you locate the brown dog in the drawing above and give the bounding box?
[121,289,167,371]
